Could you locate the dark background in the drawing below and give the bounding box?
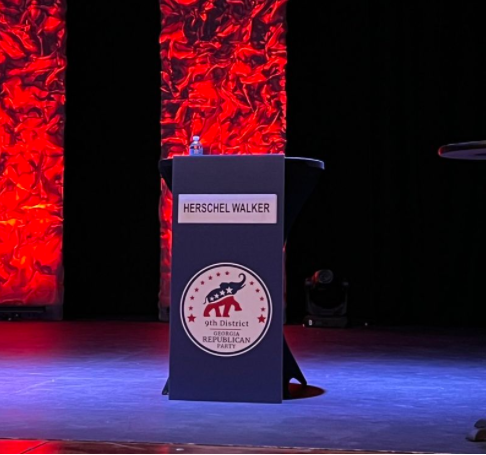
[65,0,486,326]
[64,0,161,319]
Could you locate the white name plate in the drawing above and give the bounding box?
[178,194,277,224]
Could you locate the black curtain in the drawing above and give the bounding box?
[64,1,161,318]
[286,0,486,327]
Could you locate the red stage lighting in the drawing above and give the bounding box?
[158,0,288,316]
[0,0,66,317]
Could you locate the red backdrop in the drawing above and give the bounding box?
[159,0,287,312]
[0,0,65,308]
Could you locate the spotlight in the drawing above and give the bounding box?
[303,269,349,328]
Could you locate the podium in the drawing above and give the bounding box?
[159,155,324,403]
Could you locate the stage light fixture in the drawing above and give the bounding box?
[303,269,349,328]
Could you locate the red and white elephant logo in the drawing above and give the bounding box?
[203,274,246,317]
[181,263,272,357]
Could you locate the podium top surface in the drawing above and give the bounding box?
[438,141,486,160]
[158,156,324,182]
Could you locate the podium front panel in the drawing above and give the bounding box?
[169,155,284,403]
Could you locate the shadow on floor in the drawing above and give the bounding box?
[286,383,325,400]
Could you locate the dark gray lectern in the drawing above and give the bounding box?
[159,155,324,402]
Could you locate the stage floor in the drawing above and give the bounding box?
[0,438,385,454]
[0,321,485,454]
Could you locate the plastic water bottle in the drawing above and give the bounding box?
[189,135,203,156]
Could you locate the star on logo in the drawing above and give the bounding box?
[220,291,225,296]
[225,287,233,294]
[250,281,254,286]
[188,314,196,322]
[200,281,205,285]
[260,297,264,301]
[190,296,194,300]
[256,289,260,293]
[216,272,221,277]
[195,288,199,292]
[225,271,229,275]
[258,315,266,323]
[189,306,193,311]
[261,308,265,312]
[208,276,213,280]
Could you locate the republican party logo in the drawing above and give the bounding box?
[181,263,272,357]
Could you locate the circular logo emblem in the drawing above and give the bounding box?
[181,263,272,357]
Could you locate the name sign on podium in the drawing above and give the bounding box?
[169,155,285,403]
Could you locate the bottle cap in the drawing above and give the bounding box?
[192,135,200,141]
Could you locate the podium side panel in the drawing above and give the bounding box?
[169,155,284,403]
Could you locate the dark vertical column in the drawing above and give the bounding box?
[285,0,374,324]
[64,0,161,318]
